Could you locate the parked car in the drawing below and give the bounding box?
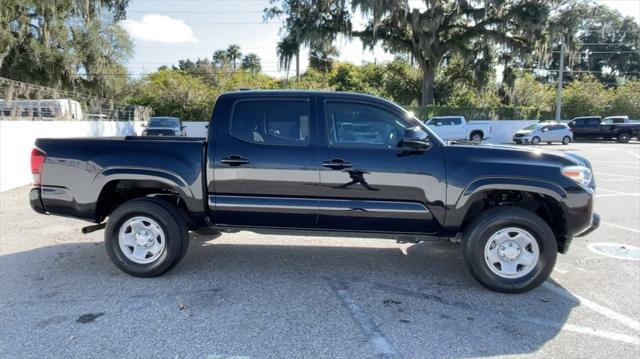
[568,116,640,143]
[29,90,599,293]
[513,122,573,145]
[424,115,492,142]
[142,116,186,136]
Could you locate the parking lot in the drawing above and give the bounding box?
[0,141,639,358]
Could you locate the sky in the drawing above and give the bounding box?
[121,0,640,78]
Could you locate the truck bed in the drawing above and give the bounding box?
[33,136,207,224]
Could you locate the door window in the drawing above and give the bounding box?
[230,99,310,146]
[325,101,410,149]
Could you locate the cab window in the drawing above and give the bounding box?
[325,101,410,149]
[230,99,310,146]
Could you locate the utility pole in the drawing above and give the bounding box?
[555,35,565,121]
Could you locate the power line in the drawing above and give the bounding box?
[127,10,263,14]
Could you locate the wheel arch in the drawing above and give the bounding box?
[450,178,569,252]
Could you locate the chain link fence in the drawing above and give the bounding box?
[0,77,152,122]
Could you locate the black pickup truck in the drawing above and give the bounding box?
[29,90,599,293]
[568,116,640,142]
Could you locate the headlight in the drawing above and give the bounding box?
[561,165,592,186]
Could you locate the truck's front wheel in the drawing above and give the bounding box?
[462,207,557,293]
[105,198,189,277]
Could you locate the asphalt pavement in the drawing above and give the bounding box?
[1,141,639,358]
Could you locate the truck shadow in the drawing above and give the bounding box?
[0,233,591,358]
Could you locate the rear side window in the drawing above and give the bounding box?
[587,119,601,126]
[551,125,566,130]
[451,118,463,125]
[230,99,310,146]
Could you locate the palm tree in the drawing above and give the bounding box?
[225,45,242,69]
[276,37,299,82]
[241,53,262,75]
[212,50,228,68]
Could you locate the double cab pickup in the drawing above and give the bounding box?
[29,91,599,293]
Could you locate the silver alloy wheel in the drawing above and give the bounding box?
[531,137,540,145]
[619,133,630,142]
[484,227,540,279]
[562,136,571,145]
[118,216,166,264]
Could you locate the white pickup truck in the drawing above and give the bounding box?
[425,116,492,142]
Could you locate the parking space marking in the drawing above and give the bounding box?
[601,222,640,234]
[521,319,640,346]
[328,277,401,358]
[543,282,640,332]
[627,151,640,160]
[595,172,640,180]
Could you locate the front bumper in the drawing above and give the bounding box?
[576,212,600,237]
[513,137,530,144]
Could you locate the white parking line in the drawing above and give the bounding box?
[543,282,640,333]
[597,193,640,198]
[521,318,640,346]
[595,172,640,180]
[602,222,640,234]
[627,150,640,160]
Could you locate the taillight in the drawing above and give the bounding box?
[31,148,46,186]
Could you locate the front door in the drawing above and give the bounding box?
[317,98,446,234]
[210,96,318,228]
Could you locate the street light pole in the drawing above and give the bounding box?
[555,35,565,121]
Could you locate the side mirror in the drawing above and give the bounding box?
[402,127,431,150]
[180,125,186,130]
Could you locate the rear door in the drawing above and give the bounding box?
[317,97,446,234]
[209,95,319,228]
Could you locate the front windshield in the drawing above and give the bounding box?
[148,117,179,128]
[522,124,542,130]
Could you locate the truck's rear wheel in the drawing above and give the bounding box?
[462,207,557,293]
[617,132,631,143]
[470,132,483,142]
[105,198,188,277]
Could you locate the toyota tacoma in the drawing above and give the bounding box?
[29,90,600,293]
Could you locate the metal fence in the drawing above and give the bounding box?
[0,77,152,122]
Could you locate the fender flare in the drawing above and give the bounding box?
[455,177,567,210]
[93,167,195,203]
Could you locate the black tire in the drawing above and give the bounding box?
[531,136,540,145]
[562,136,571,145]
[105,198,188,277]
[617,132,631,143]
[462,207,557,293]
[470,132,483,142]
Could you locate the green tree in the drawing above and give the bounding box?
[609,81,640,118]
[511,73,555,115]
[0,0,132,98]
[225,45,242,69]
[212,50,228,68]
[128,69,218,121]
[241,53,262,75]
[353,0,551,105]
[562,76,611,119]
[382,59,421,105]
[265,0,350,81]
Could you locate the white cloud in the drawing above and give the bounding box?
[121,15,197,43]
